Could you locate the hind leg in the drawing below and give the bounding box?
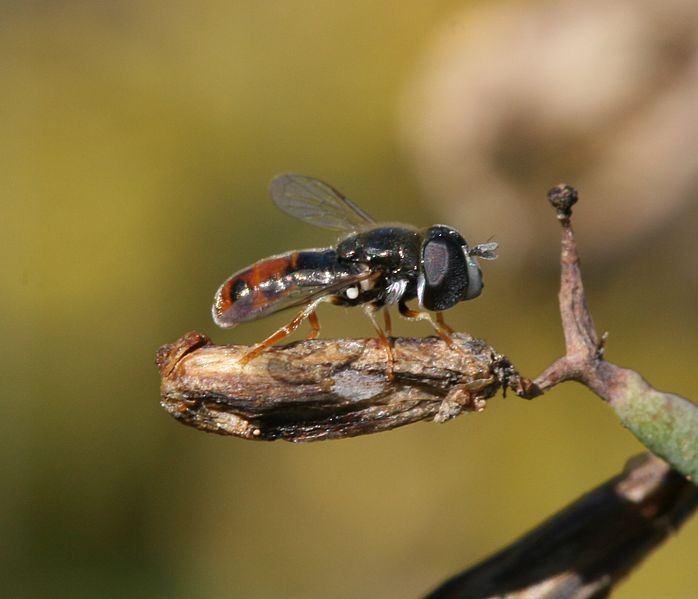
[239,299,323,366]
[306,310,321,340]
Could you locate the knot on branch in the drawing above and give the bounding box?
[547,183,578,219]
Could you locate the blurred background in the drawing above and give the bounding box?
[3,0,697,597]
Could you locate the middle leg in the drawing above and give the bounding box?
[383,309,393,337]
[364,304,395,380]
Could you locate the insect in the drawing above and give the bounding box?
[212,174,497,374]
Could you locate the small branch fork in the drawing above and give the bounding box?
[517,186,697,486]
[522,186,623,396]
[156,184,698,597]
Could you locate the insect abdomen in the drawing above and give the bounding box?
[212,249,357,327]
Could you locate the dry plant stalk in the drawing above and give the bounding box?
[529,186,697,484]
[157,332,521,442]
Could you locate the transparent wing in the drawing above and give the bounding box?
[270,173,376,232]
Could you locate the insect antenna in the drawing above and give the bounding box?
[469,240,499,260]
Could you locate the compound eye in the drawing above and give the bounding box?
[419,227,469,311]
[423,239,449,287]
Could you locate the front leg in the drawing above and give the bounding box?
[398,300,461,351]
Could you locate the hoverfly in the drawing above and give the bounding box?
[212,174,497,374]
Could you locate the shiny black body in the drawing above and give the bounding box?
[334,226,422,308]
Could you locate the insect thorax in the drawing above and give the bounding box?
[336,226,421,274]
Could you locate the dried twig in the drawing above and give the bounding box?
[427,453,698,599]
[519,185,698,484]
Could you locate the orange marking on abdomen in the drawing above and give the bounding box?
[215,253,304,323]
[248,256,293,288]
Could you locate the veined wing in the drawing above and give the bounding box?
[270,173,376,232]
[212,249,370,327]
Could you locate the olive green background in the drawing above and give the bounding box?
[3,2,696,598]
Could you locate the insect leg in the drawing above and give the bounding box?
[364,304,395,380]
[383,309,393,337]
[306,310,321,340]
[398,301,461,351]
[239,299,323,366]
[436,312,454,334]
